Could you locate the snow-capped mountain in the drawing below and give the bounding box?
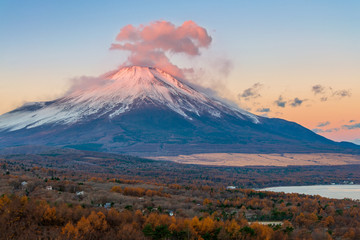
[0,66,358,156]
[0,66,258,131]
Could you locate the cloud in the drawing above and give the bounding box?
[312,84,326,95]
[320,97,328,102]
[317,121,330,127]
[273,97,305,108]
[349,120,356,123]
[274,95,286,108]
[311,84,351,101]
[66,75,109,94]
[312,128,340,133]
[238,83,263,101]
[110,20,212,78]
[312,128,323,133]
[213,58,233,77]
[342,123,360,130]
[256,108,270,113]
[333,89,351,98]
[290,97,305,107]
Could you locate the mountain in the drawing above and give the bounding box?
[0,66,358,156]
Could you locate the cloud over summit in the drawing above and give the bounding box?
[110,20,212,78]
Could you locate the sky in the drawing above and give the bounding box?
[0,0,359,144]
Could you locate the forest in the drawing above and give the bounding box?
[0,150,359,239]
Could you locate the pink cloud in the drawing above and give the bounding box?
[110,20,212,78]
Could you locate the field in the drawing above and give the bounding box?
[152,153,360,167]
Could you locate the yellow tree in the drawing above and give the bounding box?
[62,222,79,239]
[42,207,57,225]
[251,223,274,240]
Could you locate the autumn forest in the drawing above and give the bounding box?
[0,150,360,239]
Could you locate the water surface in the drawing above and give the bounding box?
[260,185,360,200]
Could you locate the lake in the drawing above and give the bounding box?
[260,185,360,200]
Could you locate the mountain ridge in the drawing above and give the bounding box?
[0,66,358,156]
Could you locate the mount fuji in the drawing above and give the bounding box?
[0,66,358,156]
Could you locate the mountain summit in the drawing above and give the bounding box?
[0,66,358,155]
[0,66,258,131]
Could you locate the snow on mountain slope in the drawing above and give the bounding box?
[0,66,259,132]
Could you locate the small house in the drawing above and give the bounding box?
[76,191,84,196]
